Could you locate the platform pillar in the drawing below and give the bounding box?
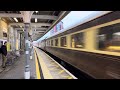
[24,23,30,79]
[21,11,34,79]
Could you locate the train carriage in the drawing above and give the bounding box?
[38,11,120,79]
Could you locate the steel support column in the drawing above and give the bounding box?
[21,11,34,79]
[24,23,30,79]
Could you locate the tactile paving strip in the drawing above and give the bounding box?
[35,48,77,79]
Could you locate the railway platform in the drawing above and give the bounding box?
[34,47,77,79]
[0,50,36,79]
[0,47,77,79]
[0,11,119,79]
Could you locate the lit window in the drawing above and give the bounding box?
[49,40,51,46]
[55,38,58,46]
[51,40,53,46]
[71,33,84,48]
[60,37,67,47]
[98,23,120,52]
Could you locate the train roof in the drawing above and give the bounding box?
[39,11,112,41]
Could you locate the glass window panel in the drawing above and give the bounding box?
[98,23,120,52]
[60,37,67,47]
[71,32,84,48]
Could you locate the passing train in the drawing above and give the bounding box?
[37,11,120,79]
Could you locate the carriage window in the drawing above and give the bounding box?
[49,40,50,46]
[51,40,53,46]
[60,36,67,47]
[55,38,58,46]
[47,41,48,46]
[98,23,120,52]
[46,41,48,46]
[71,32,84,48]
[47,40,48,46]
[47,41,49,46]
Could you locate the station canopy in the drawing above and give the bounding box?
[0,11,70,41]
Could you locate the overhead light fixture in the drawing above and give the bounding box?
[14,18,18,22]
[35,18,37,23]
[35,11,38,13]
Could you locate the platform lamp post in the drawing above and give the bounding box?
[20,11,34,79]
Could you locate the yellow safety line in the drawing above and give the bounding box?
[49,65,61,71]
[62,75,69,77]
[58,70,65,74]
[50,62,56,65]
[48,68,56,70]
[62,75,73,79]
[67,76,73,79]
[49,67,57,70]
[34,48,53,79]
[49,65,58,67]
[49,60,53,63]
[56,65,60,68]
[34,49,40,79]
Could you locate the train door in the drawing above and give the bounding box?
[44,39,46,51]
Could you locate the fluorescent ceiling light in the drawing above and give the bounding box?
[35,18,37,22]
[35,11,38,13]
[14,18,18,22]
[114,32,120,35]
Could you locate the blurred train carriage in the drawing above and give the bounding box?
[38,11,120,79]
